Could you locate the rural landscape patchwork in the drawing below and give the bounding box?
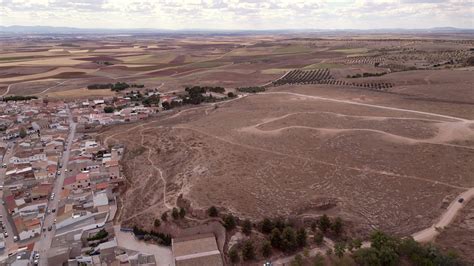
[1,1,474,266]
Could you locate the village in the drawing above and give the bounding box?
[0,90,221,265]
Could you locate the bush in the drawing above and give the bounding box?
[229,248,240,264]
[2,95,38,102]
[223,214,237,230]
[172,207,179,220]
[319,214,331,233]
[314,231,324,245]
[161,212,168,221]
[332,217,343,236]
[103,106,114,113]
[227,92,236,98]
[242,240,255,261]
[242,219,252,236]
[334,242,345,258]
[261,218,273,234]
[296,228,307,248]
[261,240,272,258]
[270,228,282,248]
[208,206,218,217]
[281,227,297,252]
[236,86,265,93]
[154,219,161,227]
[87,229,108,241]
[179,207,186,218]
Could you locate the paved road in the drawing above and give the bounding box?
[0,145,18,257]
[33,106,76,266]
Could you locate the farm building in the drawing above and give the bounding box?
[172,233,223,266]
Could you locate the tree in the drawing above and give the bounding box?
[161,212,168,222]
[223,214,236,231]
[154,219,161,227]
[261,240,272,258]
[261,218,273,234]
[270,228,282,248]
[281,227,297,252]
[314,231,324,246]
[208,206,218,217]
[172,207,179,220]
[370,231,399,252]
[313,254,325,266]
[179,207,186,218]
[229,248,240,264]
[242,240,255,261]
[318,215,331,233]
[296,228,307,248]
[332,217,343,236]
[19,128,27,138]
[242,219,252,236]
[291,254,303,266]
[334,242,345,258]
[227,92,235,98]
[103,106,114,113]
[352,238,362,250]
[162,101,171,110]
[310,221,317,232]
[353,248,381,266]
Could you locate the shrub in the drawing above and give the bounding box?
[261,218,273,234]
[161,212,168,221]
[296,228,307,248]
[223,214,236,230]
[208,206,218,217]
[242,219,252,236]
[314,231,324,246]
[154,219,161,227]
[319,214,331,233]
[261,240,272,258]
[229,248,240,264]
[172,207,179,220]
[179,207,186,218]
[242,240,255,261]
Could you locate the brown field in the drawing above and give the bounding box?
[3,34,474,257]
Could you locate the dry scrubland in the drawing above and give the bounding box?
[3,34,474,247]
[103,70,474,237]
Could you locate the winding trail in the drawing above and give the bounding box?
[261,91,470,122]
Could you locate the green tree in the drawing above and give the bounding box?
[270,228,282,248]
[261,218,273,234]
[334,242,345,258]
[314,231,324,246]
[19,128,27,138]
[154,219,161,227]
[296,228,307,248]
[310,221,317,232]
[291,254,303,266]
[229,248,240,264]
[227,92,235,98]
[281,227,297,252]
[171,207,179,220]
[319,214,331,233]
[313,254,325,266]
[353,248,381,266]
[179,207,186,218]
[352,238,362,250]
[261,240,272,258]
[332,217,343,236]
[208,206,218,217]
[161,212,168,222]
[223,214,236,231]
[242,219,252,236]
[103,106,114,113]
[242,240,255,261]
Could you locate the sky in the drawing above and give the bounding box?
[0,0,473,30]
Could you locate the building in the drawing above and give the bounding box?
[172,233,223,266]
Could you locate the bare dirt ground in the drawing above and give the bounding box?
[435,200,474,262]
[102,88,474,237]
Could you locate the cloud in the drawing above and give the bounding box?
[0,0,472,29]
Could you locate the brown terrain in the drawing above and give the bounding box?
[3,34,474,259]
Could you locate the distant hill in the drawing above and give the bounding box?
[0,25,473,35]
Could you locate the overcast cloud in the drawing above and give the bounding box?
[0,0,472,29]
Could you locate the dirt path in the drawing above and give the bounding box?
[262,91,470,122]
[0,83,12,97]
[412,187,474,242]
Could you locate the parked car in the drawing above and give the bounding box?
[4,232,8,238]
[47,226,52,231]
[13,235,18,241]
